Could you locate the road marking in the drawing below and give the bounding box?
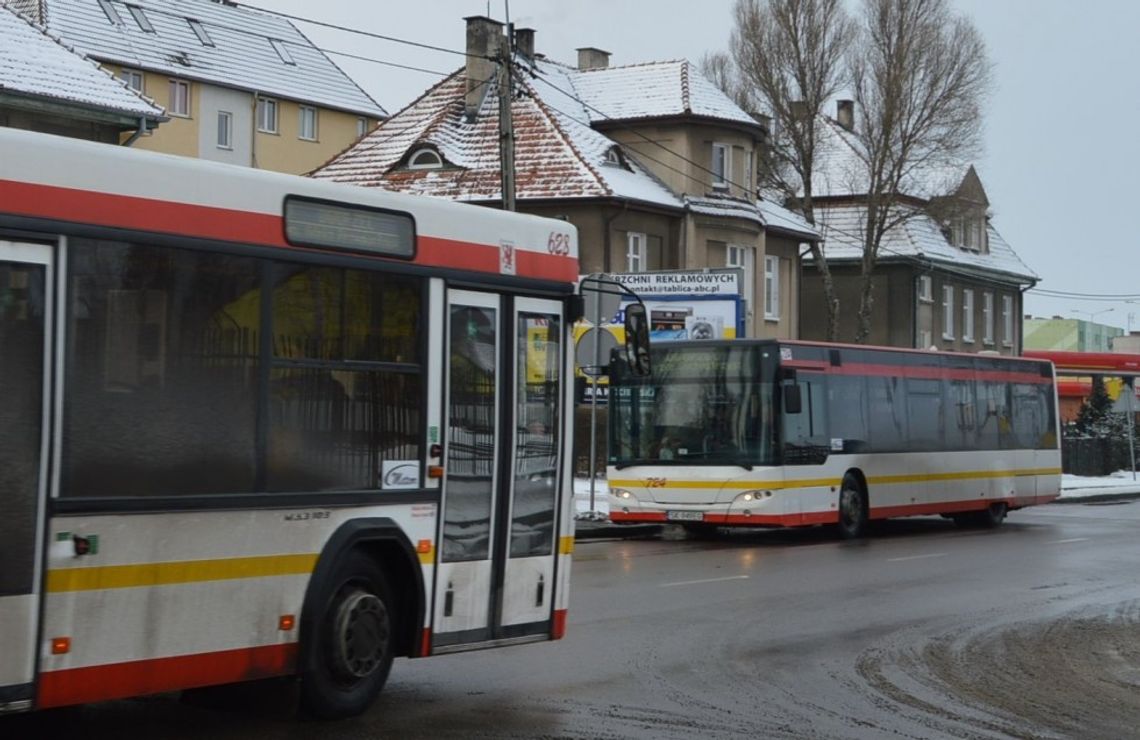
[886,553,948,563]
[1049,537,1089,544]
[661,575,750,588]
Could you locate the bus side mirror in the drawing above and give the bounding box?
[623,303,651,377]
[783,384,802,414]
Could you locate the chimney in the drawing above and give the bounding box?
[464,16,503,120]
[836,99,855,131]
[513,27,535,60]
[576,47,611,71]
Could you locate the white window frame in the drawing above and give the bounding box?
[1002,294,1014,347]
[356,117,368,138]
[168,79,190,117]
[711,142,730,190]
[917,274,933,303]
[626,232,646,273]
[408,148,443,169]
[727,245,755,321]
[983,292,994,344]
[299,105,318,141]
[917,329,933,349]
[942,285,955,340]
[962,289,975,342]
[764,255,780,320]
[120,68,144,93]
[257,97,278,134]
[216,110,232,150]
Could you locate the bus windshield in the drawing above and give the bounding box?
[609,342,777,468]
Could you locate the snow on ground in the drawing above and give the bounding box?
[1060,471,1140,500]
[574,473,1140,520]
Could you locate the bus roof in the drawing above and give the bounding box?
[0,128,577,284]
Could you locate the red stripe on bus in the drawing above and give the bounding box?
[552,609,568,640]
[0,178,284,247]
[609,494,1059,528]
[37,643,297,708]
[0,180,579,283]
[419,628,432,658]
[796,361,1049,385]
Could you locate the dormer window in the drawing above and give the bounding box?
[951,214,987,253]
[603,145,630,169]
[408,148,443,170]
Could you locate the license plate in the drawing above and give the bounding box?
[667,510,704,522]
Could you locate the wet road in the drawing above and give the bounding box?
[7,501,1140,739]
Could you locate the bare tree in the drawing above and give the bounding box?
[719,0,855,341]
[848,0,992,343]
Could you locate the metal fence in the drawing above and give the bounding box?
[1062,436,1138,477]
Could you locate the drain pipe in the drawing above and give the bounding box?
[122,116,148,146]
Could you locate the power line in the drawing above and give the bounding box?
[233,2,489,59]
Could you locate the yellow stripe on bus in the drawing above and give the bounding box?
[559,536,575,555]
[46,553,319,593]
[609,467,1062,492]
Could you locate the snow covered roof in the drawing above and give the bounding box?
[758,199,820,240]
[812,202,1037,284]
[810,116,967,200]
[684,194,764,225]
[32,0,383,117]
[312,57,683,208]
[0,4,164,121]
[564,59,760,128]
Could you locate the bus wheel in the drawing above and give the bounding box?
[977,502,1008,528]
[837,476,868,539]
[300,550,395,720]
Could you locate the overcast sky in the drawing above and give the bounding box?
[246,0,1140,333]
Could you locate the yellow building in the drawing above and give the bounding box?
[8,0,385,174]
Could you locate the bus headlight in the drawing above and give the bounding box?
[610,488,633,500]
[736,490,770,503]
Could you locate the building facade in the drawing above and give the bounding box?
[8,0,385,173]
[0,5,164,141]
[799,106,1037,354]
[1024,317,1124,353]
[311,17,818,340]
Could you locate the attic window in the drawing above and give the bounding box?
[269,39,295,66]
[408,148,443,170]
[126,4,155,33]
[188,19,214,47]
[603,146,629,170]
[97,0,122,24]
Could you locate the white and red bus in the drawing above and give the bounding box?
[0,128,643,718]
[607,339,1060,537]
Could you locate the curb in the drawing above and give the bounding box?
[1052,491,1140,504]
[573,521,662,540]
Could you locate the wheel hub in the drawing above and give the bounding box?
[332,589,389,680]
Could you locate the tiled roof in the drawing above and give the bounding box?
[313,58,683,208]
[35,0,383,116]
[813,202,1037,284]
[0,4,164,120]
[564,58,760,127]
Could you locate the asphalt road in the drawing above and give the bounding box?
[7,501,1140,739]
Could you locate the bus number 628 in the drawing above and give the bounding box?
[547,232,571,256]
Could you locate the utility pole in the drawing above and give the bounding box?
[498,21,516,211]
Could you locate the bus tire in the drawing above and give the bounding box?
[976,502,1008,528]
[837,475,868,539]
[300,550,396,720]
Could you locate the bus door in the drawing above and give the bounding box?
[0,242,53,712]
[433,291,565,649]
